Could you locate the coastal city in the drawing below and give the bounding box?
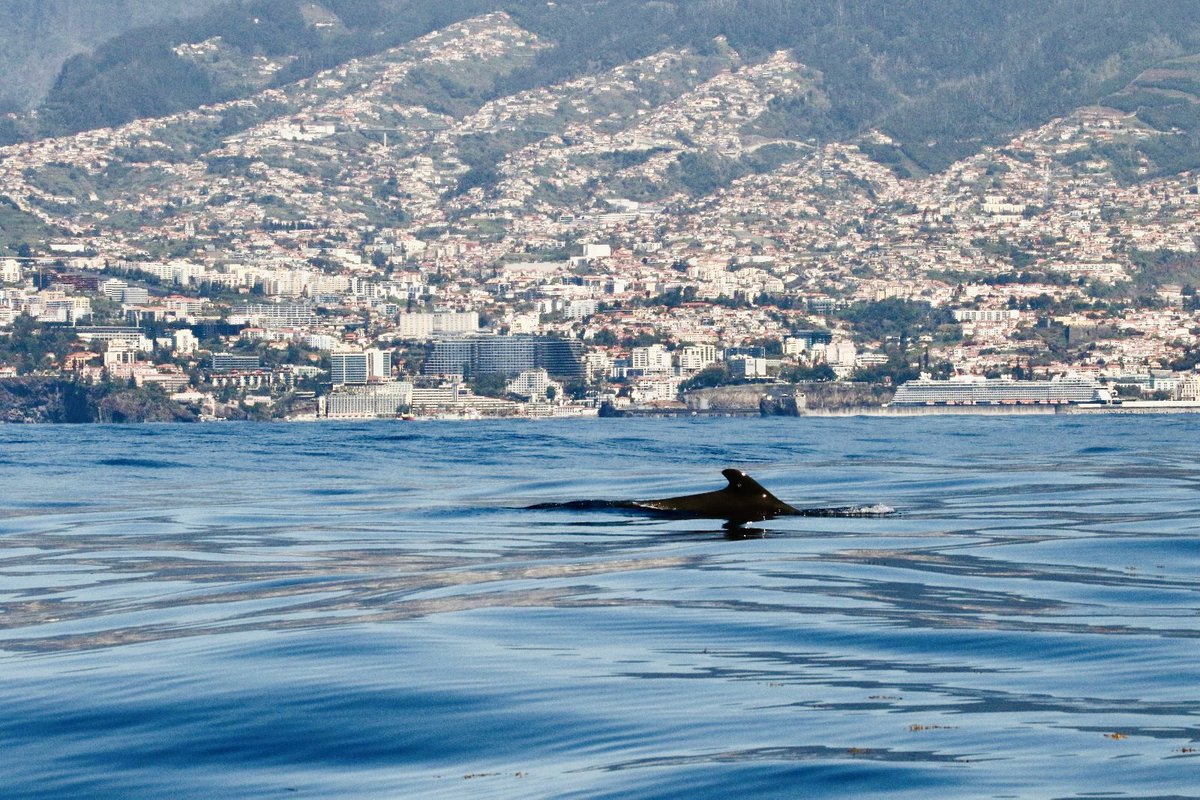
[4,13,1200,421]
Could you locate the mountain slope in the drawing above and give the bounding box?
[0,0,227,113]
[3,9,1200,316]
[11,0,1200,173]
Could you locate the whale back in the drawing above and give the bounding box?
[638,468,798,523]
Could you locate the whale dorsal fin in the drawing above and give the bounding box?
[721,468,796,514]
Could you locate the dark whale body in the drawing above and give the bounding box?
[528,468,893,527]
[638,468,798,524]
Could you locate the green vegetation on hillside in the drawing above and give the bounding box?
[0,314,78,373]
[0,197,62,254]
[834,298,959,347]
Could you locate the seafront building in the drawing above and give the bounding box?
[507,368,559,399]
[324,381,413,418]
[409,383,521,416]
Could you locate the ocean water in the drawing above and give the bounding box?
[2,415,1199,799]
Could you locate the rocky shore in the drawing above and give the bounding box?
[0,378,197,423]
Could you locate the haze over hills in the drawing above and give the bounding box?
[0,0,227,113]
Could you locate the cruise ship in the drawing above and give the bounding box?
[890,375,1112,406]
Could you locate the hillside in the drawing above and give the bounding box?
[8,0,1200,174]
[4,10,1200,247]
[0,13,856,252]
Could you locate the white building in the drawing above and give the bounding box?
[396,311,480,340]
[678,344,718,371]
[303,334,340,351]
[173,329,198,354]
[728,356,769,379]
[124,260,205,286]
[104,340,141,367]
[507,368,560,400]
[631,375,682,403]
[631,344,672,373]
[1178,374,1200,401]
[821,339,858,367]
[0,259,21,283]
[164,296,208,317]
[100,279,149,305]
[583,351,611,382]
[233,303,318,328]
[582,243,611,259]
[565,299,598,320]
[1149,369,1181,395]
[856,352,889,367]
[783,337,807,356]
[982,195,1027,215]
[39,294,91,324]
[953,309,1020,323]
[76,326,152,351]
[366,348,391,381]
[325,381,414,418]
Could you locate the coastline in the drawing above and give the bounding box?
[618,400,1200,418]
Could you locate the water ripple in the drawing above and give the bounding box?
[2,417,1199,798]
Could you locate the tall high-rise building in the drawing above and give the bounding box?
[422,338,475,377]
[475,336,538,375]
[330,349,391,385]
[423,336,583,378]
[535,338,585,378]
[331,351,369,386]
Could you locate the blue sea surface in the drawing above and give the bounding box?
[2,415,1199,798]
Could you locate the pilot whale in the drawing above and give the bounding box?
[528,468,893,527]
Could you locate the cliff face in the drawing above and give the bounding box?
[93,388,197,423]
[684,382,893,415]
[0,378,196,423]
[684,385,795,414]
[795,382,895,411]
[0,377,89,422]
